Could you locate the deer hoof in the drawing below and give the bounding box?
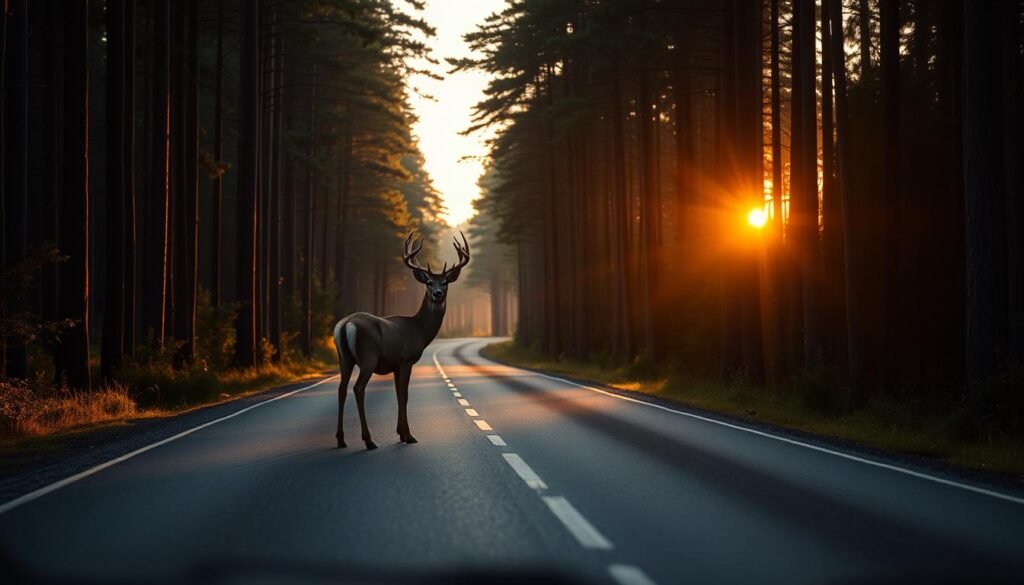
[365,441,378,450]
[403,435,418,444]
[337,439,347,449]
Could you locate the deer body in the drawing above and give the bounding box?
[332,234,469,450]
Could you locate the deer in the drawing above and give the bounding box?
[331,232,470,450]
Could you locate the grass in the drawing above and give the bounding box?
[483,341,1024,478]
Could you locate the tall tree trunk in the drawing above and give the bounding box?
[638,66,660,358]
[962,1,1009,393]
[40,0,63,332]
[3,0,28,378]
[211,0,224,307]
[334,124,352,312]
[172,0,198,366]
[859,0,872,77]
[610,67,634,359]
[821,0,845,363]
[269,16,283,361]
[880,0,900,390]
[122,0,136,357]
[143,0,170,348]
[768,0,787,384]
[234,0,260,368]
[1006,0,1024,369]
[102,0,127,380]
[831,0,868,405]
[301,66,316,357]
[57,0,91,390]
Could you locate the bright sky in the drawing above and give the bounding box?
[407,0,505,227]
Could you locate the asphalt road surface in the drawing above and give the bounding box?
[2,338,1023,584]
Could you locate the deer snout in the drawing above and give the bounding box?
[431,289,444,301]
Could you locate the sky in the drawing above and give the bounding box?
[406,0,505,227]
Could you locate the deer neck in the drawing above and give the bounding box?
[413,291,446,341]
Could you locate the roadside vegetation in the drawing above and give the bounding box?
[0,291,334,446]
[484,341,1024,478]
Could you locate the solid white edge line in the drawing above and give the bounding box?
[608,564,658,585]
[542,496,613,549]
[503,453,547,490]
[487,434,507,446]
[466,344,1024,507]
[0,374,340,515]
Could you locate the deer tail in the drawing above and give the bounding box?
[333,320,356,368]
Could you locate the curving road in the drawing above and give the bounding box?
[1,338,1023,584]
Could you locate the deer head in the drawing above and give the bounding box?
[403,232,471,304]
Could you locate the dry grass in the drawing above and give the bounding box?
[0,380,137,437]
[0,355,331,444]
[483,341,1024,478]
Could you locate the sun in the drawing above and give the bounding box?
[747,208,768,229]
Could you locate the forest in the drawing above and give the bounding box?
[462,0,1023,442]
[1,0,1023,452]
[0,0,462,430]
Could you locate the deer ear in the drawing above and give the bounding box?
[413,269,431,284]
[444,268,462,283]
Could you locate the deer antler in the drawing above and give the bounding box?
[403,232,427,273]
[446,232,471,275]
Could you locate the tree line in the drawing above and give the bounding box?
[0,0,445,391]
[464,0,1023,418]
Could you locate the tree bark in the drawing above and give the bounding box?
[211,0,224,307]
[962,1,1008,393]
[57,0,91,390]
[143,0,170,348]
[3,0,28,378]
[301,66,316,358]
[234,0,260,368]
[881,0,900,390]
[122,0,136,357]
[101,0,127,380]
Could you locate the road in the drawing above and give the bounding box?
[1,337,1023,584]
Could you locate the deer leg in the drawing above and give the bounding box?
[353,368,376,450]
[335,359,354,448]
[395,364,416,444]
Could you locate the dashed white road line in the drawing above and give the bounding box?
[542,496,613,550]
[503,453,548,490]
[609,564,657,585]
[0,374,340,515]
[432,345,656,583]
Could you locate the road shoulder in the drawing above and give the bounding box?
[0,375,333,505]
